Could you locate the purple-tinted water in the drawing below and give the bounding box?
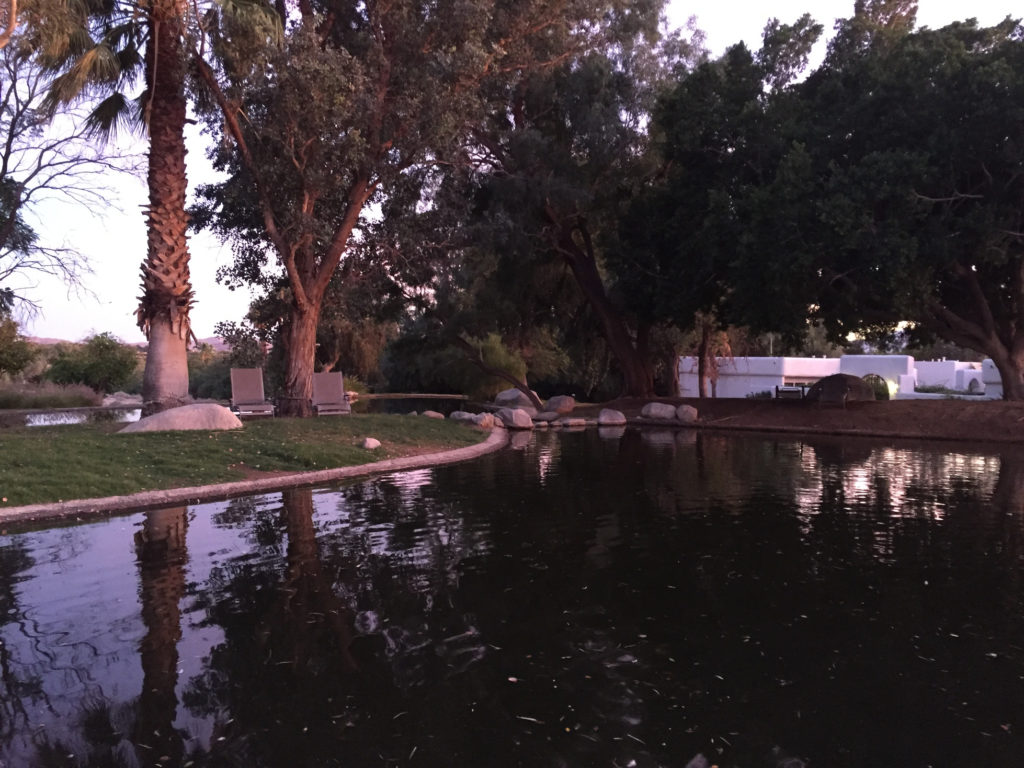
[2,429,1023,767]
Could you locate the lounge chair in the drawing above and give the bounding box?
[311,371,351,415]
[229,368,275,416]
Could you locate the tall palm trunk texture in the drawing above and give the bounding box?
[137,0,193,416]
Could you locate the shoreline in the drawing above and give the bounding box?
[6,396,1024,527]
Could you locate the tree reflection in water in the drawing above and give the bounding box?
[2,431,1024,766]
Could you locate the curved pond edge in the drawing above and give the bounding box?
[0,428,509,526]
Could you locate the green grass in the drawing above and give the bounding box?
[0,415,485,506]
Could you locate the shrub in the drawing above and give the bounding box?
[45,333,141,394]
[0,380,100,409]
[189,347,232,400]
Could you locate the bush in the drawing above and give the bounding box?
[0,381,100,409]
[45,333,141,394]
[189,347,232,400]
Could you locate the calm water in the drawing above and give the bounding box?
[2,429,1024,767]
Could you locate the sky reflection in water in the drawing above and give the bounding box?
[2,429,1023,767]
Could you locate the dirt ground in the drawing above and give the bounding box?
[575,396,1024,445]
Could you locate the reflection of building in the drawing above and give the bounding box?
[678,355,988,399]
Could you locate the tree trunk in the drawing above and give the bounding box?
[696,328,708,399]
[990,352,1024,400]
[560,234,653,398]
[279,303,319,417]
[142,320,190,412]
[138,1,193,416]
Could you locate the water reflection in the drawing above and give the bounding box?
[2,431,1024,766]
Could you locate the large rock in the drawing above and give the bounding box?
[534,411,560,423]
[120,403,242,433]
[449,410,476,423]
[472,413,496,429]
[676,404,699,423]
[805,373,876,405]
[640,402,678,421]
[422,410,445,420]
[559,417,588,428]
[494,388,537,408]
[598,408,627,426]
[544,395,576,414]
[362,437,382,450]
[496,407,535,430]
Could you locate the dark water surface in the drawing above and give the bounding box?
[3,429,1024,767]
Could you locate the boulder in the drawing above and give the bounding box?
[676,404,699,423]
[641,402,678,420]
[449,410,476,423]
[534,411,560,422]
[120,403,242,433]
[559,417,588,428]
[362,437,381,450]
[598,408,627,426]
[544,395,576,414]
[494,388,537,408]
[804,373,876,406]
[472,413,496,429]
[422,410,445,420]
[496,407,535,430]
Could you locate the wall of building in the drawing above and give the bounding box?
[679,355,992,399]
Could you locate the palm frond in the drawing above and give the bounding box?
[85,91,141,137]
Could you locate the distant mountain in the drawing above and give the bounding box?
[195,336,230,351]
[28,335,230,351]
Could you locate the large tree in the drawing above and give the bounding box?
[754,15,1024,396]
[454,4,700,398]
[616,15,822,348]
[195,0,659,415]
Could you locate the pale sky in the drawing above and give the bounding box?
[17,0,1020,344]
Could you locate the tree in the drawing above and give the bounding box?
[450,7,702,399]
[750,17,1024,396]
[616,15,822,349]
[194,1,658,415]
[24,0,277,414]
[0,42,136,313]
[0,314,34,376]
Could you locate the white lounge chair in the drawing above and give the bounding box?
[230,368,275,416]
[311,371,351,415]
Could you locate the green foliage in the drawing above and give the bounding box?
[0,316,37,377]
[45,333,140,393]
[188,344,232,400]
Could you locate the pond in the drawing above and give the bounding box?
[2,429,1023,767]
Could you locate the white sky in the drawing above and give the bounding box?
[17,0,1021,344]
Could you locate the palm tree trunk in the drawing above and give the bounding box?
[138,2,193,416]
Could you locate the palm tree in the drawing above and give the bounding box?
[24,0,193,413]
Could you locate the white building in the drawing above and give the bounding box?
[678,355,988,399]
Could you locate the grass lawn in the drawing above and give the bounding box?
[0,415,486,506]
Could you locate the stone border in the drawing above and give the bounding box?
[0,429,509,526]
